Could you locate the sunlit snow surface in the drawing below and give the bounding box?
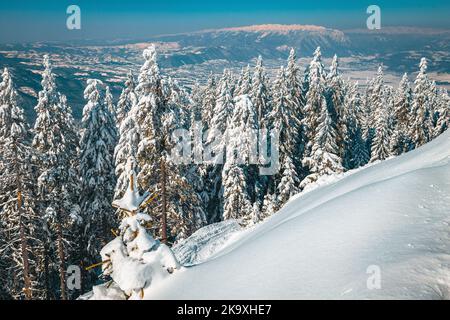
[145,130,450,299]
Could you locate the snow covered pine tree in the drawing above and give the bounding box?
[79,79,118,279]
[0,68,40,299]
[89,168,180,300]
[33,55,81,299]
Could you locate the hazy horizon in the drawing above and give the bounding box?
[1,0,449,43]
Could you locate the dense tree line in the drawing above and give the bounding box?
[0,46,448,299]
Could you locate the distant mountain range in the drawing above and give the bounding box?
[0,24,449,120]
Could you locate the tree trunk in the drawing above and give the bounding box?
[14,140,32,301]
[79,227,85,294]
[18,191,32,300]
[160,160,168,244]
[56,220,66,300]
[43,242,50,300]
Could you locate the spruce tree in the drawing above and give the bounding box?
[434,89,449,136]
[303,47,327,159]
[222,166,252,221]
[390,73,413,155]
[114,108,140,199]
[105,86,116,119]
[369,66,393,162]
[134,46,205,243]
[223,94,259,213]
[0,67,40,299]
[268,67,301,202]
[250,56,271,127]
[204,69,234,222]
[301,98,343,188]
[32,56,81,299]
[79,79,117,265]
[261,192,277,219]
[343,81,369,169]
[277,156,299,207]
[235,65,252,96]
[285,48,307,177]
[250,56,273,207]
[116,70,137,127]
[201,74,217,129]
[326,54,347,160]
[409,58,434,148]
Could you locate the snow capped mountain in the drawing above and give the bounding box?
[141,130,450,300]
[1,24,449,121]
[151,24,351,60]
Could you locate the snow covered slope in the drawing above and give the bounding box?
[146,130,450,300]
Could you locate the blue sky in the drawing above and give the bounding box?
[0,0,449,43]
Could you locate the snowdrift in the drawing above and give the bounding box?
[145,130,450,299]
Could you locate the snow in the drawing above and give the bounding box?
[89,211,182,300]
[112,186,148,213]
[141,130,450,299]
[100,237,153,295]
[173,220,243,266]
[119,213,157,259]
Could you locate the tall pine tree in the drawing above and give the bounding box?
[0,68,40,300]
[409,58,434,148]
[79,79,117,265]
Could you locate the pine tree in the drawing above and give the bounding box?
[277,156,299,207]
[79,79,117,265]
[166,77,191,129]
[429,80,440,128]
[249,202,262,225]
[32,56,81,299]
[344,81,369,168]
[303,47,327,159]
[235,65,252,96]
[116,70,137,127]
[207,69,234,147]
[301,98,343,188]
[135,46,205,243]
[221,95,257,222]
[250,56,271,127]
[0,67,40,299]
[285,48,307,177]
[361,77,377,157]
[390,73,413,155]
[249,56,273,207]
[187,82,210,220]
[268,67,301,204]
[203,69,235,222]
[105,86,115,119]
[225,94,259,206]
[326,54,347,160]
[93,167,181,299]
[261,192,277,219]
[114,105,141,199]
[369,66,393,162]
[351,126,370,169]
[409,58,434,148]
[222,166,252,221]
[434,89,449,136]
[201,74,216,129]
[190,82,203,124]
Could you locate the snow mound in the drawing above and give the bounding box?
[173,220,243,266]
[90,211,180,300]
[143,130,450,299]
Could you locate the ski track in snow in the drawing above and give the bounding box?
[145,131,450,299]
